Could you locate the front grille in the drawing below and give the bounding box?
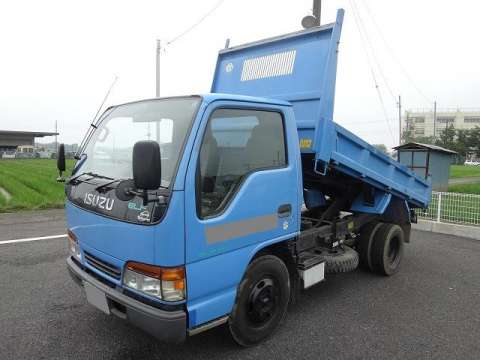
[84,251,121,280]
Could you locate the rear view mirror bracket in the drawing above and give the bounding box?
[126,188,161,206]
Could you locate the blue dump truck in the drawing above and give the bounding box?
[58,9,431,346]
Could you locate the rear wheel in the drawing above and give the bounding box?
[229,255,290,347]
[371,223,405,276]
[357,222,382,271]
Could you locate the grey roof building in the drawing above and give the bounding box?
[0,130,58,152]
[394,142,457,192]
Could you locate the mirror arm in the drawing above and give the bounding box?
[57,170,65,183]
[142,190,149,206]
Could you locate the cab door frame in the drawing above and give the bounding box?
[183,99,302,328]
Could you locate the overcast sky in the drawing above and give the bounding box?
[0,0,478,147]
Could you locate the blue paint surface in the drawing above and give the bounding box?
[209,9,430,209]
[65,9,432,332]
[67,191,185,267]
[182,100,301,326]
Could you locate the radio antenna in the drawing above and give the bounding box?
[92,76,118,125]
[75,76,118,159]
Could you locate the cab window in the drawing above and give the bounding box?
[197,108,287,218]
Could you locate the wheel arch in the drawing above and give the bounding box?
[380,197,412,243]
[248,236,299,304]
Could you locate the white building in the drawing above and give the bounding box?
[403,108,480,138]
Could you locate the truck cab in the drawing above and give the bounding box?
[65,94,302,343]
[62,10,431,346]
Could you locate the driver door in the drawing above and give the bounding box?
[183,101,299,327]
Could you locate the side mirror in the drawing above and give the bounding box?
[133,140,161,191]
[57,143,66,182]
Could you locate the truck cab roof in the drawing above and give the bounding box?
[107,93,291,111]
[201,93,292,107]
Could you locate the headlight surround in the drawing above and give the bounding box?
[123,262,185,302]
[67,229,82,261]
[123,268,162,297]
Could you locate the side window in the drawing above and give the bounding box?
[197,108,287,218]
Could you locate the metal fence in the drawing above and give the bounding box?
[418,191,480,226]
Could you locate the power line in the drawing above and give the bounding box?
[348,0,395,143]
[359,0,432,105]
[155,1,225,96]
[349,0,397,103]
[166,0,226,46]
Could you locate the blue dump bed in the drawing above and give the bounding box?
[211,9,431,209]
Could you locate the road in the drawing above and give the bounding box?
[0,209,66,241]
[0,210,479,359]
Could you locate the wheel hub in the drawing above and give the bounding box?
[247,278,278,325]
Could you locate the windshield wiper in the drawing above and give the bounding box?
[95,179,123,192]
[68,172,113,184]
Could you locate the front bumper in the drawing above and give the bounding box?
[67,257,187,343]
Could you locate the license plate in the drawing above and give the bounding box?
[84,282,110,315]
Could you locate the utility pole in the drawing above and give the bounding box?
[398,95,402,145]
[55,120,58,154]
[156,39,161,97]
[155,39,161,142]
[433,101,437,139]
[313,0,322,26]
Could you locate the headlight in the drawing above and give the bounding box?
[67,229,82,261]
[123,262,185,301]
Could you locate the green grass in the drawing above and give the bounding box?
[1,159,478,221]
[450,165,480,179]
[0,159,74,212]
[448,183,480,195]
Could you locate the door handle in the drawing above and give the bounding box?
[277,204,292,218]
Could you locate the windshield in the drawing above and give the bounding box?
[80,97,201,187]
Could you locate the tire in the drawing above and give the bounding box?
[357,222,383,271]
[323,245,359,274]
[229,255,290,347]
[371,223,405,276]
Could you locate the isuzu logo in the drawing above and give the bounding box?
[83,193,114,211]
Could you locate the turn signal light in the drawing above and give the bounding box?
[67,229,81,261]
[67,229,77,242]
[126,262,162,279]
[123,262,186,301]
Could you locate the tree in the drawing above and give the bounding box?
[467,126,480,157]
[403,124,480,163]
[412,136,436,145]
[401,119,415,143]
[373,144,388,153]
[453,129,468,159]
[436,124,456,149]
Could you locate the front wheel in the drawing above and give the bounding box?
[229,255,290,347]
